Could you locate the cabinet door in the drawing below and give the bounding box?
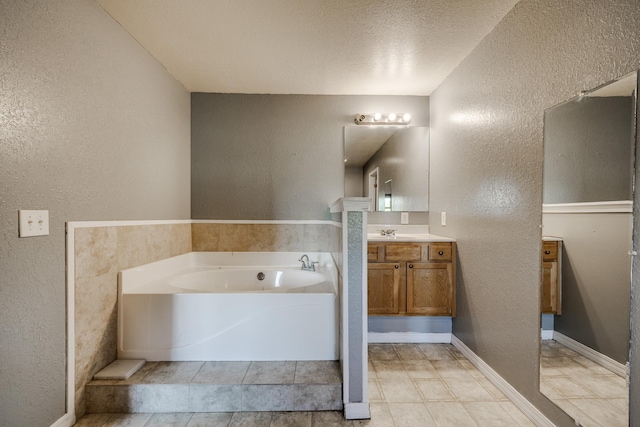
[406,262,454,315]
[541,260,558,314]
[368,263,402,314]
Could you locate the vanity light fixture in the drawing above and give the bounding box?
[354,113,411,126]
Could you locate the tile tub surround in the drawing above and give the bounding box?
[72,220,342,420]
[73,223,192,419]
[191,222,341,253]
[85,360,342,413]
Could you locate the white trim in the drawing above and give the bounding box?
[368,332,452,343]
[50,412,74,427]
[541,329,554,340]
[66,219,191,228]
[340,214,350,410]
[344,402,371,420]
[68,219,341,228]
[360,212,369,404]
[192,219,341,226]
[62,223,76,427]
[330,197,372,213]
[553,331,627,378]
[543,200,632,214]
[451,335,556,427]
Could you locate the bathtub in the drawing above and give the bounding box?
[118,252,339,361]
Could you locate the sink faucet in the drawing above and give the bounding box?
[298,254,318,271]
[381,229,396,236]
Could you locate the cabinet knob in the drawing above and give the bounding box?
[544,250,551,255]
[394,264,399,269]
[438,251,444,256]
[408,264,413,268]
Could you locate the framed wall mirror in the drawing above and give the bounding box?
[344,126,429,212]
[540,70,637,426]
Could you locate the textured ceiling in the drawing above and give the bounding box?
[97,0,520,95]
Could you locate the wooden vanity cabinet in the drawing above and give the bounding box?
[367,242,456,317]
[541,240,562,314]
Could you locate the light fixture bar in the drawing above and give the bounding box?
[354,113,411,126]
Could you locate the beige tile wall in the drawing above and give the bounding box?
[192,223,340,253]
[74,223,191,418]
[74,221,341,418]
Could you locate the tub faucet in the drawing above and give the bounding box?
[298,254,318,271]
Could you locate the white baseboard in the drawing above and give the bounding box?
[451,335,555,427]
[541,329,554,340]
[368,332,451,343]
[50,412,74,427]
[344,402,371,420]
[553,331,627,378]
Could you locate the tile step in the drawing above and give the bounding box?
[86,382,342,413]
[86,360,343,413]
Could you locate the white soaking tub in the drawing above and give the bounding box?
[117,252,338,361]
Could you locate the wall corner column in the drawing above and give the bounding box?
[330,197,371,420]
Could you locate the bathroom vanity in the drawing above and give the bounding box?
[366,234,456,317]
[541,238,562,315]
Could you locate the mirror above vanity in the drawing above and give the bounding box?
[344,126,429,212]
[540,71,637,426]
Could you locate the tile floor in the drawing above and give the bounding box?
[75,343,535,426]
[540,340,628,427]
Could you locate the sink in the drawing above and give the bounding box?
[367,233,437,242]
[366,225,454,242]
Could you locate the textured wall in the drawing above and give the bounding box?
[191,94,428,220]
[544,213,632,363]
[428,0,640,425]
[0,1,191,426]
[544,96,634,204]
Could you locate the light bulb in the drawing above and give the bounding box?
[388,113,397,121]
[403,113,411,123]
[374,113,382,121]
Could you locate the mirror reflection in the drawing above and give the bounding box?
[344,126,429,211]
[540,71,637,426]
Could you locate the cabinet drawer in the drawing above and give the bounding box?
[368,244,381,261]
[428,243,452,261]
[385,244,422,261]
[542,241,557,261]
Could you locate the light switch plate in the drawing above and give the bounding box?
[19,210,49,237]
[441,212,447,226]
[401,212,409,224]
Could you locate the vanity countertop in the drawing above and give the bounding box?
[542,236,563,242]
[367,233,456,242]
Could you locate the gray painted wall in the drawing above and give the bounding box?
[363,127,430,212]
[544,213,632,364]
[368,211,429,225]
[191,94,428,220]
[428,1,640,425]
[0,1,191,426]
[544,96,634,204]
[369,316,451,334]
[345,166,364,197]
